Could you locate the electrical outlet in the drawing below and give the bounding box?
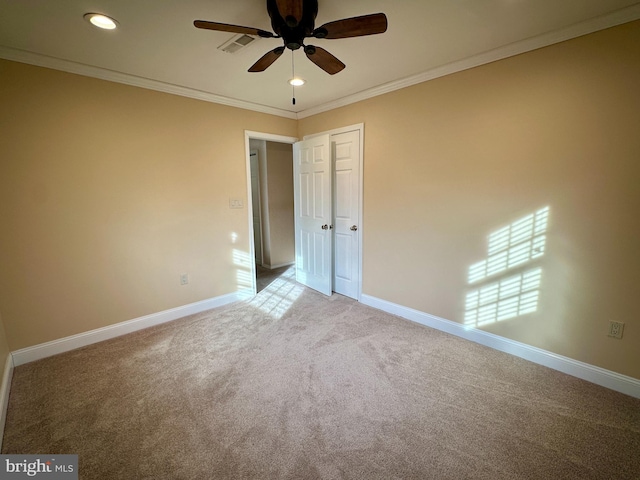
[180,273,189,285]
[608,321,624,339]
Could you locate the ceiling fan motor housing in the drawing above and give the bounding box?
[267,0,318,50]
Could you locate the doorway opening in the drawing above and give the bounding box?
[245,132,298,295]
[244,125,363,300]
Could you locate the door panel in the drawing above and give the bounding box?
[334,233,351,279]
[294,135,332,296]
[335,170,352,217]
[332,130,360,299]
[300,173,310,217]
[314,172,325,218]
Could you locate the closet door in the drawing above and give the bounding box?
[332,130,360,300]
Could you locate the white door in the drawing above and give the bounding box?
[332,130,360,299]
[250,150,262,264]
[293,134,332,296]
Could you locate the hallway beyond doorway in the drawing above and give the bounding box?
[256,264,294,293]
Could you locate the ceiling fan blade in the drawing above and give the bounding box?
[304,45,345,75]
[249,47,286,72]
[275,0,303,27]
[312,13,387,39]
[193,20,274,38]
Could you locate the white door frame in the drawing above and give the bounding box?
[244,131,298,296]
[249,148,263,265]
[304,123,364,301]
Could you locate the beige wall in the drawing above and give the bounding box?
[299,21,640,379]
[0,59,297,351]
[264,141,294,267]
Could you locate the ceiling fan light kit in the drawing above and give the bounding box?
[194,0,387,75]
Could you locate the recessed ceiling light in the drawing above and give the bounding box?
[289,78,305,86]
[84,13,118,30]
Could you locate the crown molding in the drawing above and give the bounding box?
[0,46,298,120]
[296,4,640,119]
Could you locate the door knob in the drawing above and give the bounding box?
[321,224,329,230]
[350,225,358,231]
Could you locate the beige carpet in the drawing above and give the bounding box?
[3,267,640,479]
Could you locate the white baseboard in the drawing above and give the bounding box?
[360,294,640,399]
[0,353,14,447]
[11,289,252,367]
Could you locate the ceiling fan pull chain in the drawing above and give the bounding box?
[291,49,296,105]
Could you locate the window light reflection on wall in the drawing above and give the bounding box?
[465,268,542,326]
[464,206,549,328]
[468,206,549,284]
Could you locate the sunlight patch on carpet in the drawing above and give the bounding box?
[250,267,302,319]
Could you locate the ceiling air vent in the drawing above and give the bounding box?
[218,34,258,54]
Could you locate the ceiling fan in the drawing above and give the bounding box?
[194,0,388,75]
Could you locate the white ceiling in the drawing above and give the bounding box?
[1,0,639,118]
